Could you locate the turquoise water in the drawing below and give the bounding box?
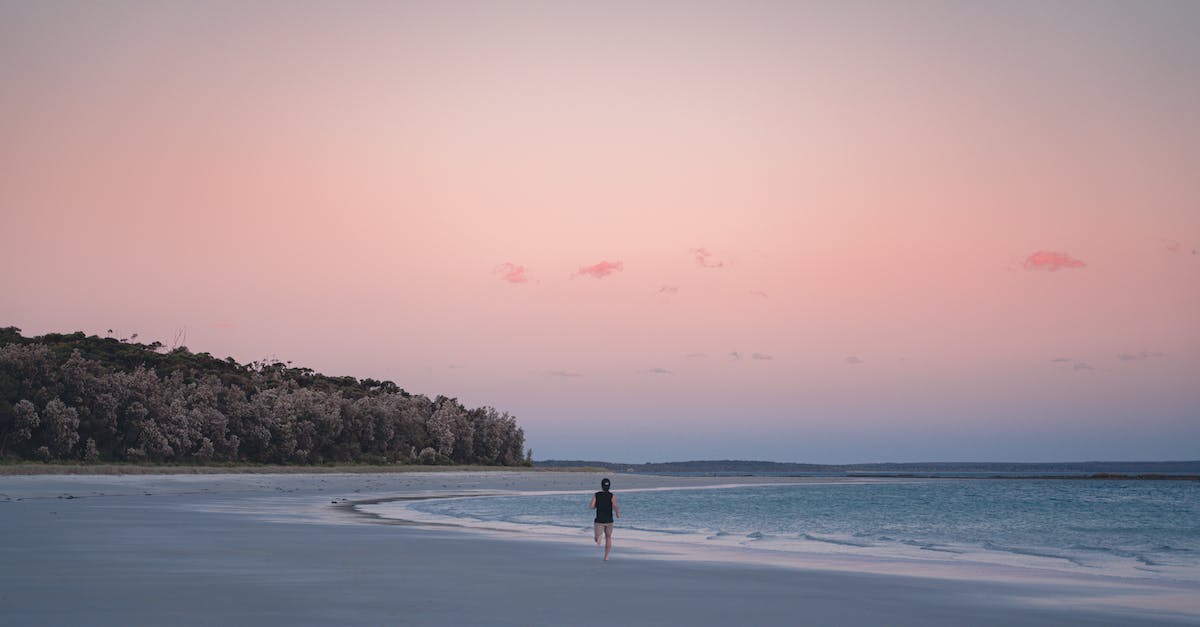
[400,479,1200,578]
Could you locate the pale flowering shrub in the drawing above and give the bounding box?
[83,438,100,463]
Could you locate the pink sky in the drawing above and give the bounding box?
[2,2,1198,462]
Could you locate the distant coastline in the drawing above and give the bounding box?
[536,459,1200,478]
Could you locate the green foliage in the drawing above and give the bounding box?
[0,329,526,466]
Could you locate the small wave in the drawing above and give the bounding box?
[503,515,564,526]
[1155,544,1194,553]
[1067,544,1164,566]
[625,525,694,535]
[901,539,963,554]
[512,519,583,531]
[921,545,965,554]
[983,542,1085,566]
[746,531,766,540]
[1068,544,1137,557]
[802,533,873,548]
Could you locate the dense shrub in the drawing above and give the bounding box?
[0,328,526,465]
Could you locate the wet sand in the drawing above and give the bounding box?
[1,471,1194,626]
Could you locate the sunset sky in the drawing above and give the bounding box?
[3,1,1197,463]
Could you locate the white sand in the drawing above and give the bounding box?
[1,471,1194,626]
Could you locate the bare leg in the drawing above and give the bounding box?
[594,524,601,545]
[604,527,613,561]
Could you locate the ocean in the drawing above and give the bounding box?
[368,478,1200,582]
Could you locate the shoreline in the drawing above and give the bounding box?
[352,481,1200,590]
[3,471,1197,625]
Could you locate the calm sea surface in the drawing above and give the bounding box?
[393,479,1200,580]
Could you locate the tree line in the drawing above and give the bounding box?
[0,327,529,466]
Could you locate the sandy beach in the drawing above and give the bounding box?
[1,471,1195,626]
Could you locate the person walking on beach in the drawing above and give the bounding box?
[589,478,620,561]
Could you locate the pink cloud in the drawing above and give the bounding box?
[691,247,724,268]
[576,260,624,278]
[495,262,528,284]
[1023,250,1086,271]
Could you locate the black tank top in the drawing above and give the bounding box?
[594,491,614,523]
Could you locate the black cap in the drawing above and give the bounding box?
[601,478,611,490]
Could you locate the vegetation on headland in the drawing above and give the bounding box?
[0,463,599,476]
[0,328,530,467]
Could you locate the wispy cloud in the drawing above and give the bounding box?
[845,356,863,365]
[729,351,742,360]
[1117,350,1165,361]
[1157,239,1196,255]
[685,353,708,359]
[1051,358,1094,372]
[494,262,529,284]
[1023,250,1086,271]
[648,367,673,375]
[751,352,773,360]
[576,260,624,279]
[656,285,679,294]
[546,370,583,377]
[749,290,768,298]
[691,247,725,268]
